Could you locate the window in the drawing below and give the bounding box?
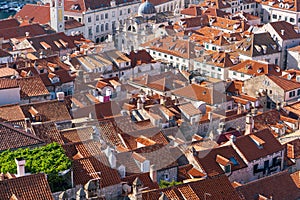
[290,18,295,23]
[105,23,109,30]
[269,90,272,94]
[218,68,221,72]
[120,10,122,15]
[96,15,99,21]
[96,25,99,33]
[233,72,237,75]
[211,66,215,70]
[128,8,131,13]
[78,18,81,23]
[88,17,92,23]
[101,24,104,32]
[289,91,296,98]
[275,58,278,65]
[297,89,300,96]
[112,11,115,17]
[212,46,216,50]
[101,14,104,20]
[272,14,277,19]
[224,164,231,173]
[105,13,108,19]
[241,73,244,77]
[88,27,92,36]
[298,18,300,23]
[170,56,173,60]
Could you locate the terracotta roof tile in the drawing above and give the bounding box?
[196,145,247,177]
[15,4,50,24]
[0,18,19,30]
[0,104,25,122]
[0,24,46,40]
[229,60,281,76]
[0,122,44,151]
[0,173,53,200]
[32,122,64,145]
[237,170,300,200]
[72,156,121,187]
[20,100,71,122]
[233,129,284,162]
[172,84,212,104]
[17,76,49,98]
[0,78,18,90]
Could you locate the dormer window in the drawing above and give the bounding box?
[279,2,284,8]
[216,154,232,173]
[250,134,265,149]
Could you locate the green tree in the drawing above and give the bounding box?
[0,142,71,192]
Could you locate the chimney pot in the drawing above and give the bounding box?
[15,158,26,177]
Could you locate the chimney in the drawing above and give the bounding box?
[15,158,26,177]
[208,111,213,121]
[149,165,157,183]
[25,32,29,37]
[108,149,116,168]
[56,92,65,101]
[237,103,243,114]
[276,101,281,111]
[251,108,258,117]
[137,98,143,110]
[281,29,285,35]
[229,134,236,143]
[245,113,254,135]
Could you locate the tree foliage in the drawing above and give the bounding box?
[0,142,72,192]
[159,180,182,189]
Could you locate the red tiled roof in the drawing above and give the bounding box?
[0,18,19,30]
[267,74,300,92]
[0,24,46,40]
[229,60,281,76]
[172,84,212,104]
[14,4,50,25]
[0,104,25,122]
[17,76,49,99]
[72,156,121,187]
[196,145,247,177]
[0,173,53,200]
[233,129,284,162]
[32,122,64,145]
[0,78,18,90]
[20,100,71,122]
[0,122,44,151]
[64,19,84,30]
[237,170,300,200]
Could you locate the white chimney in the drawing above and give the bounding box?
[108,149,116,169]
[106,88,112,97]
[245,113,254,135]
[15,158,26,177]
[56,92,65,101]
[281,29,285,35]
[229,134,236,143]
[149,164,157,182]
[208,111,212,121]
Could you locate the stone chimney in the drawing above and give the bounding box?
[229,134,236,143]
[208,111,212,121]
[245,113,254,135]
[149,164,157,183]
[15,158,25,177]
[108,149,116,169]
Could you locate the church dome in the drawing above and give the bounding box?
[138,0,156,16]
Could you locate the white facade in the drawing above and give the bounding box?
[287,48,300,69]
[64,1,141,42]
[194,61,229,80]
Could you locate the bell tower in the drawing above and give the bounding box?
[50,0,65,33]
